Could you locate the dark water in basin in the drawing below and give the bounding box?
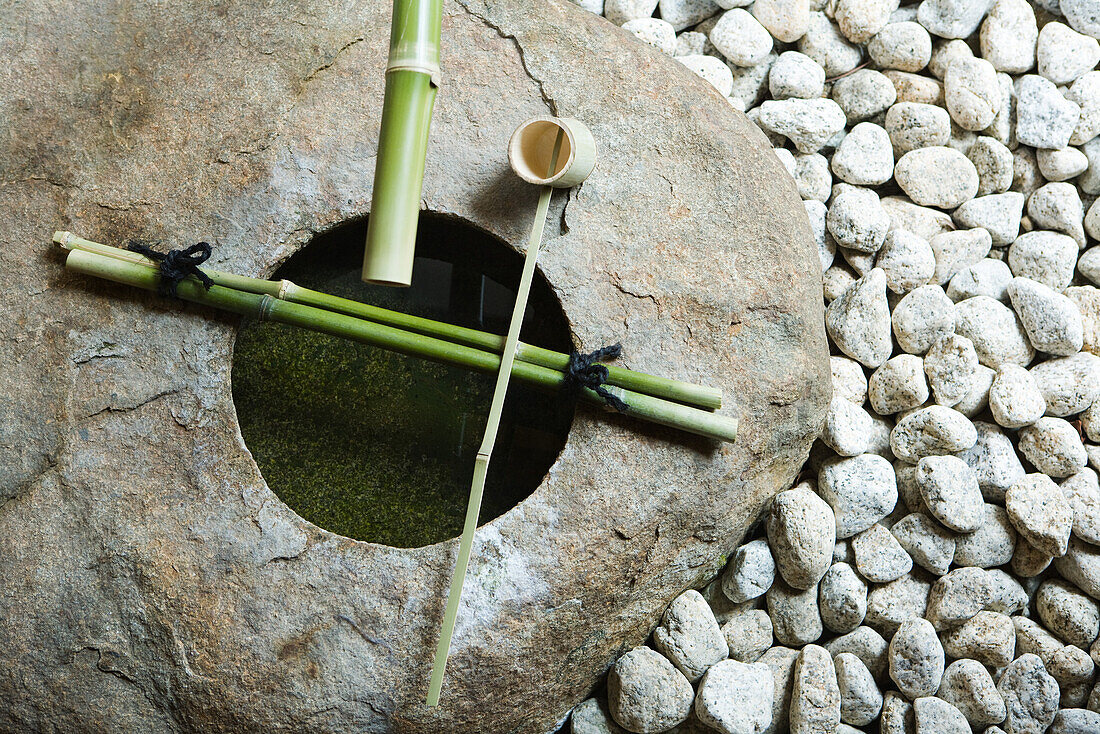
[232,215,575,547]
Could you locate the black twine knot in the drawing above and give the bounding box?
[127,241,214,297]
[564,343,629,413]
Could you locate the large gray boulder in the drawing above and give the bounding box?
[0,0,828,731]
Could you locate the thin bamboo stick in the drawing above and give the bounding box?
[362,0,443,286]
[54,232,723,410]
[426,129,562,708]
[62,248,739,444]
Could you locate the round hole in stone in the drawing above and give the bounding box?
[231,214,576,548]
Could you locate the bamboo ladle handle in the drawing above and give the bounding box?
[426,118,596,707]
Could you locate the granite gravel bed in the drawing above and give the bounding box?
[567,0,1100,731]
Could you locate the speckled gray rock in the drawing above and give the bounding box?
[926,567,994,629]
[1062,470,1100,545]
[1014,616,1064,663]
[941,611,1017,666]
[957,421,1026,501]
[867,571,933,636]
[930,228,993,285]
[881,691,916,734]
[768,579,824,646]
[831,356,868,405]
[710,9,773,66]
[913,696,970,733]
[609,647,695,733]
[1029,183,1086,247]
[571,698,628,734]
[925,333,978,406]
[832,123,895,186]
[954,192,1023,245]
[1016,75,1082,150]
[1056,537,1100,600]
[769,51,825,100]
[789,645,841,734]
[998,654,1060,734]
[870,355,932,414]
[917,0,996,38]
[654,590,729,682]
[605,0,660,23]
[890,618,945,699]
[757,98,848,154]
[886,102,952,156]
[756,647,799,734]
[1008,231,1079,291]
[659,0,722,29]
[869,21,932,71]
[1051,708,1100,733]
[768,488,836,589]
[955,362,995,417]
[893,512,956,575]
[986,569,1029,614]
[854,524,914,582]
[877,229,936,294]
[1013,537,1055,577]
[722,539,777,603]
[953,503,1018,567]
[828,187,891,252]
[895,146,980,209]
[818,454,899,539]
[623,18,678,53]
[819,562,868,634]
[947,259,1013,303]
[753,0,811,42]
[1006,473,1075,556]
[833,69,899,124]
[722,608,775,663]
[915,455,984,533]
[1030,354,1100,419]
[990,364,1047,428]
[1019,418,1089,478]
[799,11,863,76]
[892,406,977,463]
[1037,580,1100,649]
[1069,72,1100,146]
[825,626,889,679]
[0,1,835,731]
[827,268,894,367]
[945,57,1000,131]
[1037,147,1090,182]
[694,659,775,734]
[1038,22,1100,85]
[954,296,1036,367]
[939,659,1008,728]
[678,54,736,96]
[835,652,883,726]
[980,0,1037,73]
[892,284,956,356]
[1008,278,1085,356]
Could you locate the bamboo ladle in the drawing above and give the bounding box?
[426,117,596,706]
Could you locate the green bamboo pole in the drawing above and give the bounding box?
[362,0,443,286]
[54,232,723,410]
[62,248,738,444]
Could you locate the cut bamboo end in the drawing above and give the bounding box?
[508,117,596,188]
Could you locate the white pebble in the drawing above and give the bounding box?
[953,503,1018,567]
[869,21,933,71]
[832,69,898,124]
[890,405,978,462]
[917,0,996,39]
[710,9,773,67]
[1028,182,1086,247]
[947,258,1013,302]
[1037,147,1090,182]
[930,228,992,285]
[622,18,678,53]
[609,647,694,732]
[695,659,776,734]
[826,268,894,367]
[1019,417,1089,477]
[876,229,936,294]
[831,123,895,186]
[1006,472,1075,555]
[941,610,1017,666]
[853,523,914,582]
[958,422,1025,501]
[997,654,1060,734]
[1008,231,1079,291]
[894,146,980,209]
[677,54,735,96]
[939,659,1007,728]
[819,562,868,633]
[954,295,1036,367]
[1030,353,1100,418]
[869,354,931,414]
[980,0,1038,73]
[889,617,945,699]
[756,98,848,154]
[1015,75,1082,150]
[654,590,728,682]
[893,284,956,354]
[769,51,825,99]
[1037,21,1100,85]
[924,333,978,406]
[885,102,952,155]
[798,12,863,77]
[989,364,1046,428]
[767,487,836,589]
[722,539,777,603]
[1008,277,1085,356]
[835,652,883,726]
[944,56,1000,131]
[916,454,984,532]
[604,0,660,24]
[752,0,811,42]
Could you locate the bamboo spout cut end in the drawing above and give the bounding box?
[508,117,596,188]
[53,231,76,248]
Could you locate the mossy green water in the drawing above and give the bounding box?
[231,216,574,547]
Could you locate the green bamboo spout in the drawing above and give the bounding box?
[362,0,443,287]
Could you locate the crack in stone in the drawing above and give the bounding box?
[300,36,366,87]
[456,1,558,115]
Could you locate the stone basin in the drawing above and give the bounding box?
[0,0,828,731]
